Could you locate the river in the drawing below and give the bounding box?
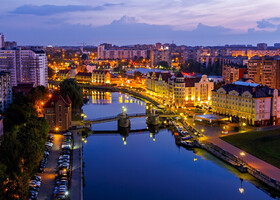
[82,91,277,200]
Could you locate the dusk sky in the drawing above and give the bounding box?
[1,0,280,46]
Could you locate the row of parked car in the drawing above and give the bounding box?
[27,134,54,200]
[53,132,72,200]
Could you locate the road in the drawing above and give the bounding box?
[70,130,83,200]
[38,134,63,200]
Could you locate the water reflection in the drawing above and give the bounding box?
[83,91,279,200]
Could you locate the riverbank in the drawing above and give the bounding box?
[50,80,280,194]
[70,130,83,200]
[221,128,280,169]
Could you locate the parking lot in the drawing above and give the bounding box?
[37,134,64,200]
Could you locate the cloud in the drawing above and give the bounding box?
[10,4,123,16]
[2,15,280,46]
[257,19,275,29]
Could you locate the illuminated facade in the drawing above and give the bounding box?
[146,71,171,97]
[212,82,280,126]
[43,94,72,131]
[222,65,247,84]
[92,70,111,84]
[146,72,213,107]
[248,56,280,89]
[76,72,92,84]
[57,69,71,81]
[194,75,214,106]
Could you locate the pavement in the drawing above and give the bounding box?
[209,137,280,182]
[70,130,83,200]
[38,134,64,200]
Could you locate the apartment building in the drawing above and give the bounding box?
[212,81,280,126]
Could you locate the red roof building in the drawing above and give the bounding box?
[43,93,72,131]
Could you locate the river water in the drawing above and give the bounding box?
[82,91,277,200]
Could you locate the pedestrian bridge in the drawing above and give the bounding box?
[84,113,178,125]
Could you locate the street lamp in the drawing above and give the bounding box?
[240,152,246,165]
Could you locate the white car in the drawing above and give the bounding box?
[45,142,53,147]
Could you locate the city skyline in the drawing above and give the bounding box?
[1,0,280,45]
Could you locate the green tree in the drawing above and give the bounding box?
[48,67,55,79]
[59,79,83,110]
[157,61,170,70]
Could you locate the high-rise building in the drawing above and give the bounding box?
[0,33,5,49]
[0,71,12,111]
[248,56,280,89]
[222,65,247,84]
[0,49,48,87]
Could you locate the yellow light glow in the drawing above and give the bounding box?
[194,158,197,162]
[239,188,244,194]
[240,152,245,157]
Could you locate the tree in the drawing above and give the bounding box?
[157,61,170,70]
[48,67,55,79]
[59,79,83,110]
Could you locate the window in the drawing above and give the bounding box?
[59,105,62,111]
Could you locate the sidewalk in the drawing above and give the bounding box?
[70,130,83,200]
[209,137,280,182]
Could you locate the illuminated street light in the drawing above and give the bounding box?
[240,152,246,165]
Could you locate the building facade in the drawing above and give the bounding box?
[92,70,111,84]
[146,72,212,108]
[0,71,12,112]
[75,72,92,84]
[212,81,280,126]
[43,94,72,131]
[97,45,149,60]
[248,56,280,89]
[57,69,71,81]
[194,75,214,106]
[222,65,247,84]
[0,49,48,87]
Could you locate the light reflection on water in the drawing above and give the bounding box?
[82,92,278,200]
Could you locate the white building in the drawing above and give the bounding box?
[194,75,214,105]
[0,49,48,87]
[212,81,280,126]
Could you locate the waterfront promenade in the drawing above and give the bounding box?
[209,137,280,182]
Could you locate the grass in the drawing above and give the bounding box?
[221,128,280,169]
